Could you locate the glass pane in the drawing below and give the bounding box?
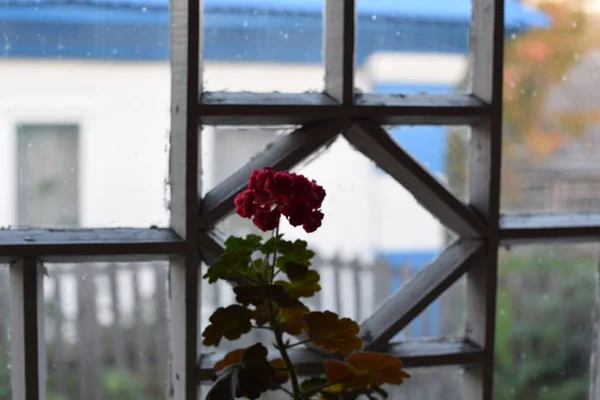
[200,125,297,196]
[202,1,324,92]
[495,244,597,399]
[208,136,459,337]
[501,3,600,214]
[0,2,170,228]
[386,125,469,201]
[45,262,169,400]
[0,265,10,400]
[383,366,465,399]
[355,0,470,94]
[355,1,547,94]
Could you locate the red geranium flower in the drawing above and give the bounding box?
[234,168,325,233]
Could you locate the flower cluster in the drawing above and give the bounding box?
[234,167,325,233]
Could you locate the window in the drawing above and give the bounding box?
[4,0,600,400]
[16,124,79,228]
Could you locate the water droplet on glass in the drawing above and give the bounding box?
[572,21,578,28]
[510,33,517,40]
[561,75,568,82]
[243,20,248,27]
[371,15,377,21]
[141,6,147,12]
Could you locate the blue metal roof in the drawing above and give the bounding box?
[1,0,549,61]
[3,0,549,28]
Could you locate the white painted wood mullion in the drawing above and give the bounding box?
[324,0,355,104]
[344,119,487,238]
[198,119,347,229]
[0,228,184,263]
[169,0,201,396]
[198,338,483,381]
[465,0,505,397]
[198,92,489,126]
[10,257,46,400]
[359,239,485,351]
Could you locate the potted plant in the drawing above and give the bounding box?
[202,167,410,399]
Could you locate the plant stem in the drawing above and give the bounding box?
[271,225,280,284]
[267,300,301,398]
[251,325,273,331]
[285,339,312,349]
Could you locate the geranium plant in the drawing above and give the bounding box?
[202,167,410,399]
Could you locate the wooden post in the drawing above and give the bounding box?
[154,263,170,392]
[76,266,102,400]
[589,250,600,399]
[132,265,149,377]
[10,257,46,400]
[108,264,126,370]
[51,272,67,394]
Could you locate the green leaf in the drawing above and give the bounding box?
[225,234,263,252]
[234,285,302,308]
[300,377,328,393]
[276,263,321,298]
[205,366,238,400]
[203,234,264,284]
[259,234,284,254]
[276,239,315,269]
[202,305,253,346]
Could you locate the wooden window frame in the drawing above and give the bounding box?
[3,0,593,399]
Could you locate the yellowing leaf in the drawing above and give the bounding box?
[299,377,342,399]
[209,343,275,400]
[279,305,309,335]
[214,349,245,372]
[275,263,321,299]
[269,358,289,389]
[323,352,410,389]
[202,305,253,347]
[303,311,362,354]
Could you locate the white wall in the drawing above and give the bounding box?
[0,59,171,228]
[0,53,464,256]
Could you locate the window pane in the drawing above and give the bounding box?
[355,1,547,95]
[200,125,297,196]
[355,0,470,94]
[209,136,460,339]
[0,265,10,400]
[0,2,170,228]
[45,262,169,400]
[386,125,470,201]
[202,1,324,92]
[501,3,600,214]
[495,244,597,399]
[383,366,465,399]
